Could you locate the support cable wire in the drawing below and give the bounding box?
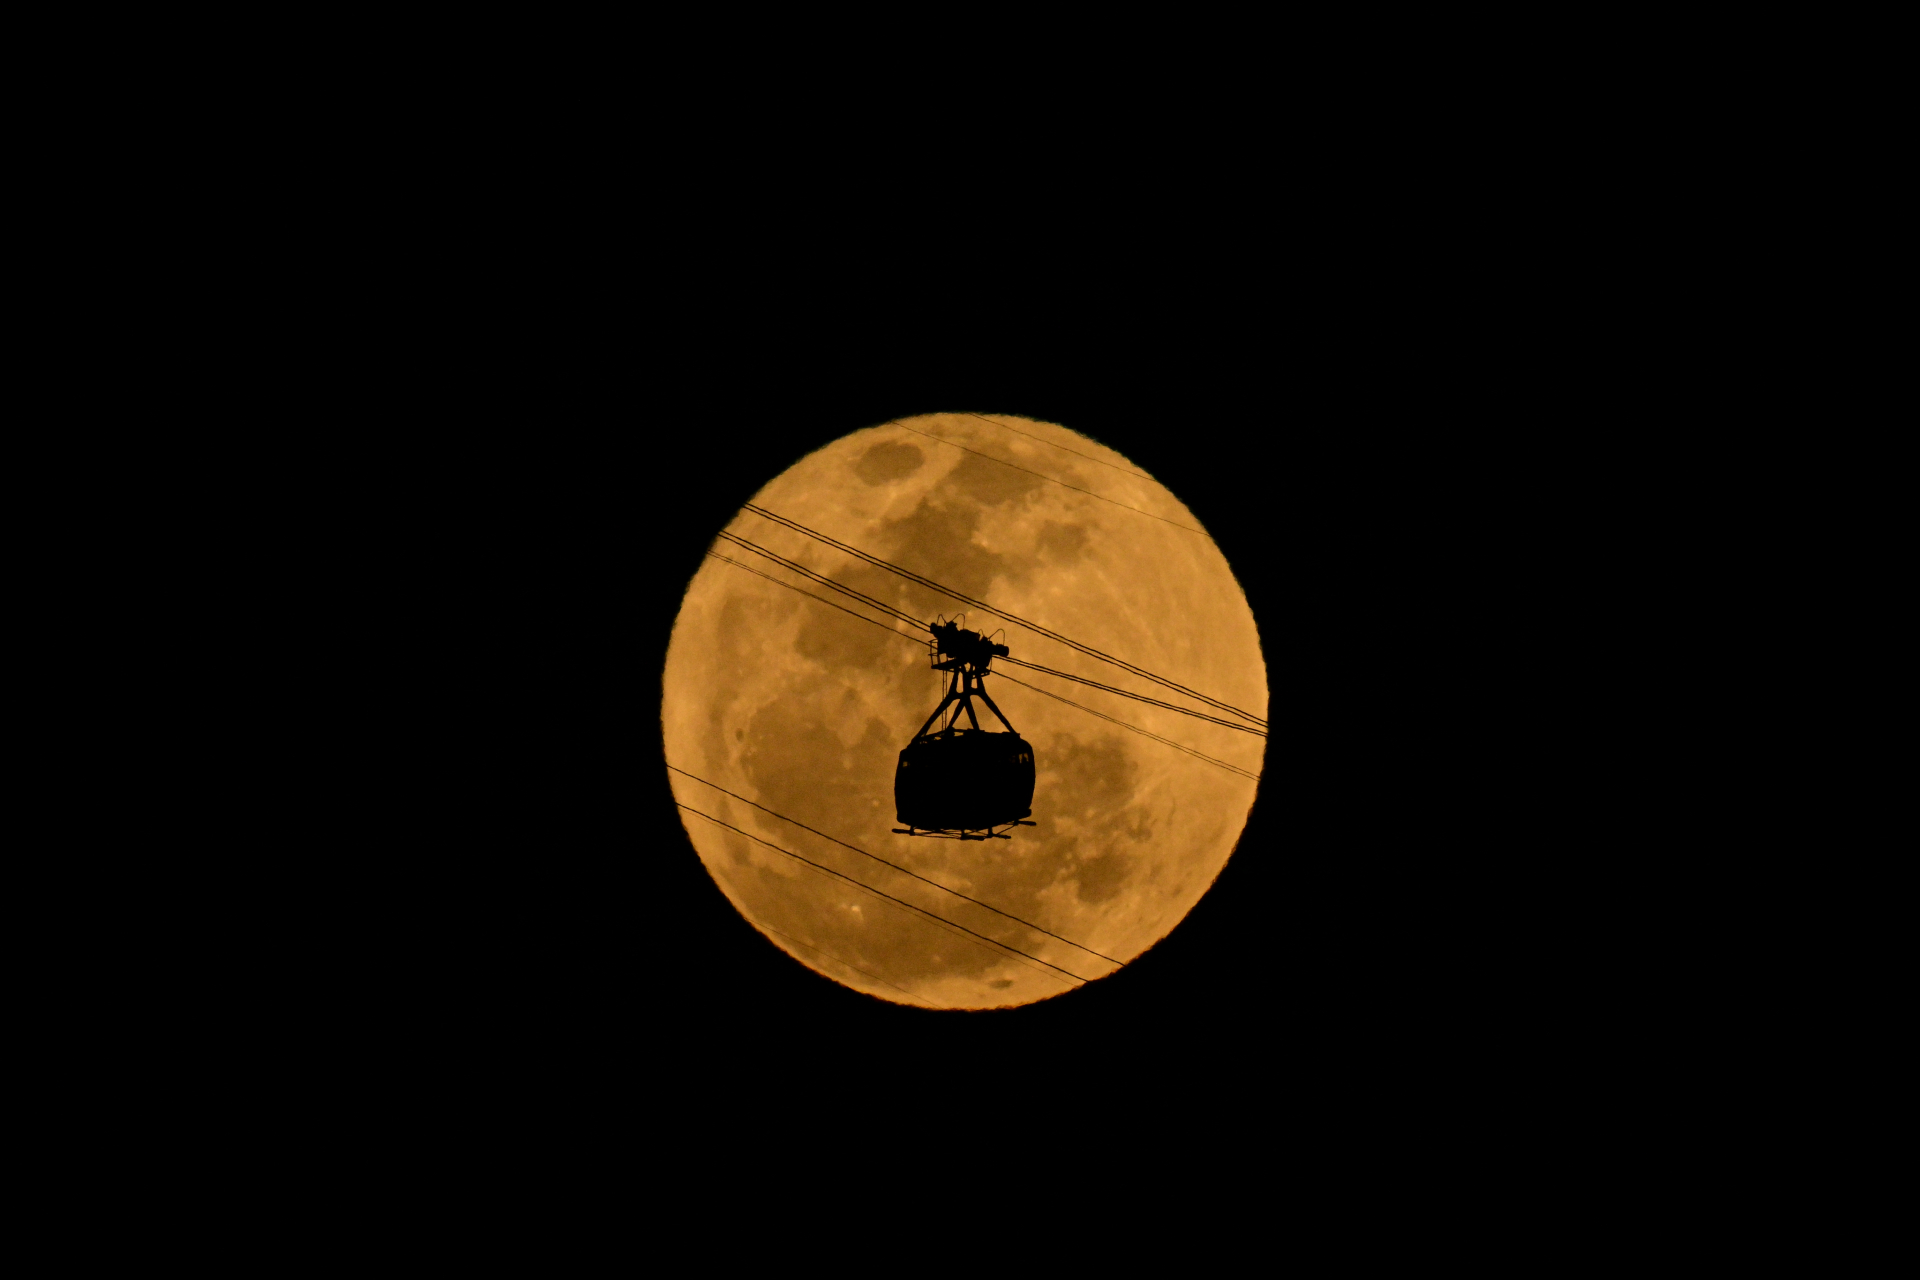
[713,541,1256,735]
[715,530,927,630]
[676,802,1088,987]
[669,764,1124,969]
[703,552,925,642]
[996,672,1263,782]
[715,531,926,629]
[704,550,1263,782]
[706,551,933,645]
[894,422,1205,536]
[964,412,1155,481]
[997,656,1267,738]
[739,503,1268,729]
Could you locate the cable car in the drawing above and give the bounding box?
[893,619,1037,841]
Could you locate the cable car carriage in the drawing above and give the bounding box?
[893,618,1037,841]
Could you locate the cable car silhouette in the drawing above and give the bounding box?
[893,617,1037,841]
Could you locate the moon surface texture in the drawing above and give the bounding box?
[662,413,1267,1010]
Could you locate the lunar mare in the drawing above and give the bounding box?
[661,413,1267,1009]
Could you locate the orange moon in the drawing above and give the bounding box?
[661,412,1267,1009]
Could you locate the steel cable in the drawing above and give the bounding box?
[997,656,1267,737]
[702,550,1264,782]
[715,530,928,630]
[994,673,1263,782]
[964,412,1156,481]
[669,764,1125,969]
[739,503,1268,729]
[675,802,1089,987]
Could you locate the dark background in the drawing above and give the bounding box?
[168,110,1697,1162]
[312,275,1627,1130]
[400,335,1544,1101]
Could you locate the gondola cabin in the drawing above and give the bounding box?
[895,729,1035,834]
[893,619,1037,841]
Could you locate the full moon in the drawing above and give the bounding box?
[661,412,1267,1009]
